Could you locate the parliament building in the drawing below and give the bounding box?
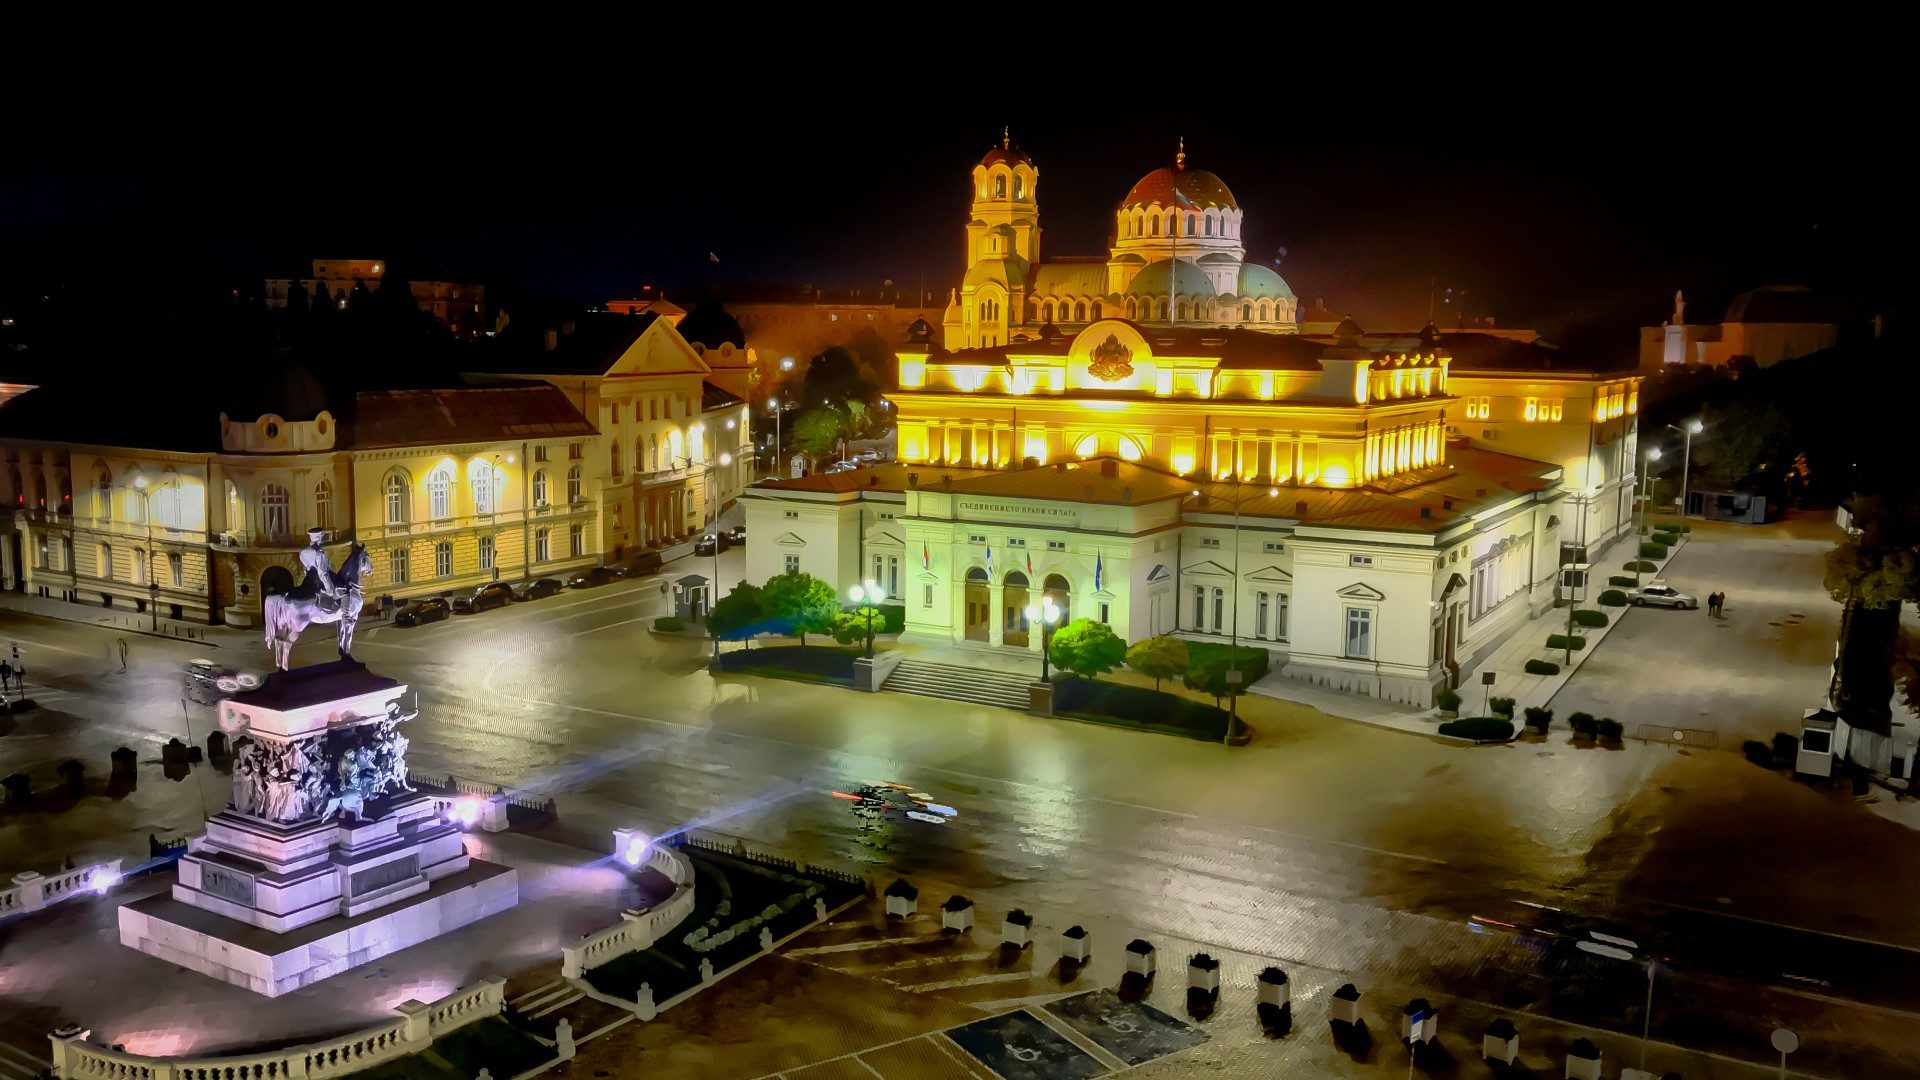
[745,139,1641,706]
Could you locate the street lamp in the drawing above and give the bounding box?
[1573,937,1658,1074]
[1191,481,1279,746]
[131,474,158,631]
[1022,594,1061,679]
[849,579,882,659]
[1635,448,1662,586]
[1667,419,1703,517]
[767,397,783,479]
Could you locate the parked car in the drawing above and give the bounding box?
[694,533,731,556]
[452,581,515,614]
[825,460,859,473]
[725,524,746,544]
[855,449,882,463]
[394,597,452,626]
[514,577,564,601]
[568,566,618,589]
[184,659,262,705]
[624,550,664,576]
[1626,583,1698,610]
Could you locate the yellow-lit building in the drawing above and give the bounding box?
[266,259,488,337]
[743,141,1640,707]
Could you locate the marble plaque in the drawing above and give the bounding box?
[351,855,419,896]
[202,865,254,904]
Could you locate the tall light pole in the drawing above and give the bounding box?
[1668,419,1702,517]
[850,579,884,659]
[1023,595,1060,680]
[768,397,782,480]
[1574,939,1658,1073]
[677,450,732,613]
[1636,448,1661,586]
[132,474,157,631]
[1193,480,1278,746]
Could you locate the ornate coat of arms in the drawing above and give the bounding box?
[1087,334,1135,382]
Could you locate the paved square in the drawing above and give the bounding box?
[1043,989,1207,1066]
[945,1010,1107,1080]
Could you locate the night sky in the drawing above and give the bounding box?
[2,37,1896,363]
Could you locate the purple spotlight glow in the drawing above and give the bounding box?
[451,797,483,828]
[623,834,651,867]
[88,868,122,894]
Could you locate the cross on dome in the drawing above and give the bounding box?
[1176,137,1185,169]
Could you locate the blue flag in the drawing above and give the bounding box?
[1094,552,1104,592]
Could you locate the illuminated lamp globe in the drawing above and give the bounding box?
[623,833,651,867]
[1321,464,1352,487]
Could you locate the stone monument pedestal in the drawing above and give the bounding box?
[117,660,519,996]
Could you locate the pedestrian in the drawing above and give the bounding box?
[1717,590,1728,617]
[117,637,130,673]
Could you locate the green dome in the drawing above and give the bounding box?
[1127,259,1216,298]
[1235,264,1296,301]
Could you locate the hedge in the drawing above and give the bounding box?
[1524,658,1560,676]
[1639,541,1670,558]
[1599,589,1628,607]
[1742,739,1774,766]
[879,604,906,634]
[1436,687,1462,712]
[1624,560,1657,572]
[1596,717,1624,742]
[654,616,685,632]
[1656,521,1692,534]
[1569,711,1597,737]
[1546,634,1587,651]
[1572,609,1610,628]
[1609,575,1638,587]
[1053,676,1240,742]
[1489,695,1516,720]
[1438,717,1515,742]
[713,644,858,686]
[1523,706,1553,732]
[1652,529,1680,544]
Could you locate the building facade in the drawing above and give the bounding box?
[1640,287,1839,369]
[266,259,488,337]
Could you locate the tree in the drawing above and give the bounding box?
[793,401,869,461]
[1126,635,1189,692]
[1824,492,1920,729]
[706,583,767,649]
[761,571,839,645]
[1694,400,1792,486]
[1048,618,1126,681]
[800,345,876,411]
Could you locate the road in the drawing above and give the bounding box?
[4,522,1920,1075]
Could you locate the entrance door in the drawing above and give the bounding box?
[964,569,990,642]
[1002,571,1030,647]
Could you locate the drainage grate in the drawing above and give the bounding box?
[1634,724,1717,749]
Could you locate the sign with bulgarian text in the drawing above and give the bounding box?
[958,499,1080,526]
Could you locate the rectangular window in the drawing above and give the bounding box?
[1098,601,1110,624]
[923,583,934,607]
[1264,541,1285,553]
[1524,396,1539,422]
[784,511,799,519]
[390,548,409,583]
[533,445,549,462]
[1350,554,1373,567]
[1047,540,1066,551]
[610,403,620,425]
[168,552,183,588]
[570,442,583,459]
[434,541,452,577]
[968,534,986,544]
[569,524,584,557]
[785,553,801,573]
[1212,587,1224,632]
[1256,592,1269,638]
[1345,607,1372,658]
[1192,584,1205,629]
[887,555,900,598]
[534,528,550,562]
[1276,593,1289,641]
[1201,537,1220,548]
[1007,537,1025,548]
[479,535,495,571]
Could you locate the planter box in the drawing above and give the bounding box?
[883,879,918,919]
[1400,998,1437,1043]
[1125,938,1155,976]
[1001,909,1032,949]
[1564,1038,1603,1080]
[1482,1019,1518,1065]
[1060,925,1090,963]
[1188,954,1221,993]
[1028,681,1054,718]
[1329,983,1361,1024]
[941,895,974,932]
[1257,966,1289,1007]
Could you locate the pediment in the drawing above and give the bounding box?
[1439,572,1467,600]
[864,528,903,548]
[605,319,712,378]
[1146,563,1173,583]
[774,532,806,547]
[1246,565,1292,584]
[1182,559,1231,578]
[1336,581,1386,601]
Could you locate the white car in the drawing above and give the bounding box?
[1626,583,1698,610]
[825,460,859,473]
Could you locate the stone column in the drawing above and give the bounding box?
[988,584,1003,645]
[10,871,46,913]
[394,999,432,1048]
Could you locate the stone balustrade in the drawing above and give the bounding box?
[561,845,696,978]
[3,859,122,921]
[49,978,507,1079]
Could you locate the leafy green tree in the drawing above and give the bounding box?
[761,571,839,645]
[1125,635,1189,691]
[1825,493,1920,725]
[1048,618,1126,681]
[830,600,885,650]
[706,583,767,649]
[1695,400,1792,485]
[800,345,876,411]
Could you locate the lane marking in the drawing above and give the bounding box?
[853,1058,885,1080]
[783,934,932,958]
[562,614,657,641]
[898,969,1041,993]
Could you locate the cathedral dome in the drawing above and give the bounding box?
[964,256,1029,289]
[675,299,747,350]
[1235,264,1296,301]
[1127,259,1217,298]
[1124,165,1237,211]
[979,144,1032,169]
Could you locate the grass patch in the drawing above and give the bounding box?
[713,644,859,686]
[345,1018,551,1080]
[1438,717,1515,742]
[654,615,685,632]
[1053,676,1242,742]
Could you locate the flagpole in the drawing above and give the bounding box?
[1169,138,1182,328]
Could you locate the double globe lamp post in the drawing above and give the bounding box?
[1022,595,1061,680]
[847,580,882,659]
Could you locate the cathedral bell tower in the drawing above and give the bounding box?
[947,129,1040,350]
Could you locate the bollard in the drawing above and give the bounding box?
[1125,939,1156,977]
[1257,966,1290,1008]
[1060,925,1090,963]
[1400,997,1438,1045]
[1564,1037,1603,1080]
[206,730,228,759]
[186,745,203,764]
[111,747,138,777]
[883,879,918,919]
[162,738,187,763]
[1482,1018,1519,1066]
[941,895,974,933]
[1001,908,1032,949]
[1187,953,1221,1019]
[1329,983,1361,1025]
[57,759,86,795]
[2,773,32,807]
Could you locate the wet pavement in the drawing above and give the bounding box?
[5,524,1920,1075]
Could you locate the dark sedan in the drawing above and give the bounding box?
[694,533,730,556]
[452,581,514,613]
[514,577,564,600]
[393,597,452,626]
[725,524,746,544]
[568,566,618,589]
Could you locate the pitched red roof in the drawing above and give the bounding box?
[353,386,595,449]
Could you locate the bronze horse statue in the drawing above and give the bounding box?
[263,543,370,670]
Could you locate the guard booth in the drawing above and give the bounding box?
[672,574,710,622]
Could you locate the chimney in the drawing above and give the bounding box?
[1099,459,1118,478]
[1295,500,1308,516]
[543,328,558,351]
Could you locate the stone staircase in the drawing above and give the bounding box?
[882,658,1034,711]
[0,1039,49,1080]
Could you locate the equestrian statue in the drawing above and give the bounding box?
[263,528,371,670]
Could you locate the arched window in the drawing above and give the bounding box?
[1177,302,1189,321]
[1075,302,1087,321]
[611,441,621,476]
[259,483,290,538]
[124,485,145,524]
[1125,298,1137,320]
[566,465,582,503]
[1013,176,1024,200]
[1042,301,1054,323]
[1154,299,1166,320]
[1186,214,1195,235]
[469,466,494,515]
[1258,303,1270,322]
[1121,217,1130,239]
[993,174,1006,198]
[1167,212,1177,235]
[314,478,333,529]
[1242,303,1252,321]
[1151,216,1160,236]
[94,466,111,519]
[532,469,549,506]
[1205,214,1214,236]
[383,472,409,524]
[426,467,452,520]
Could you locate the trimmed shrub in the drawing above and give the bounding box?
[1524,658,1560,676]
[1743,739,1773,766]
[1656,521,1691,534]
[1573,609,1610,628]
[1184,641,1271,701]
[1624,559,1657,572]
[1652,529,1680,544]
[654,616,685,632]
[1546,634,1587,651]
[1569,711,1597,737]
[1599,589,1629,607]
[879,604,906,634]
[1435,687,1462,713]
[1489,695,1516,720]
[1439,717,1515,742]
[1639,541,1670,558]
[1609,575,1638,587]
[1523,706,1553,733]
[1596,717,1624,742]
[1772,732,1800,762]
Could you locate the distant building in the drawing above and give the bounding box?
[1641,286,1838,369]
[266,259,488,337]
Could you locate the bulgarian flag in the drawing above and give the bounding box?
[922,540,930,570]
[1025,550,1034,577]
